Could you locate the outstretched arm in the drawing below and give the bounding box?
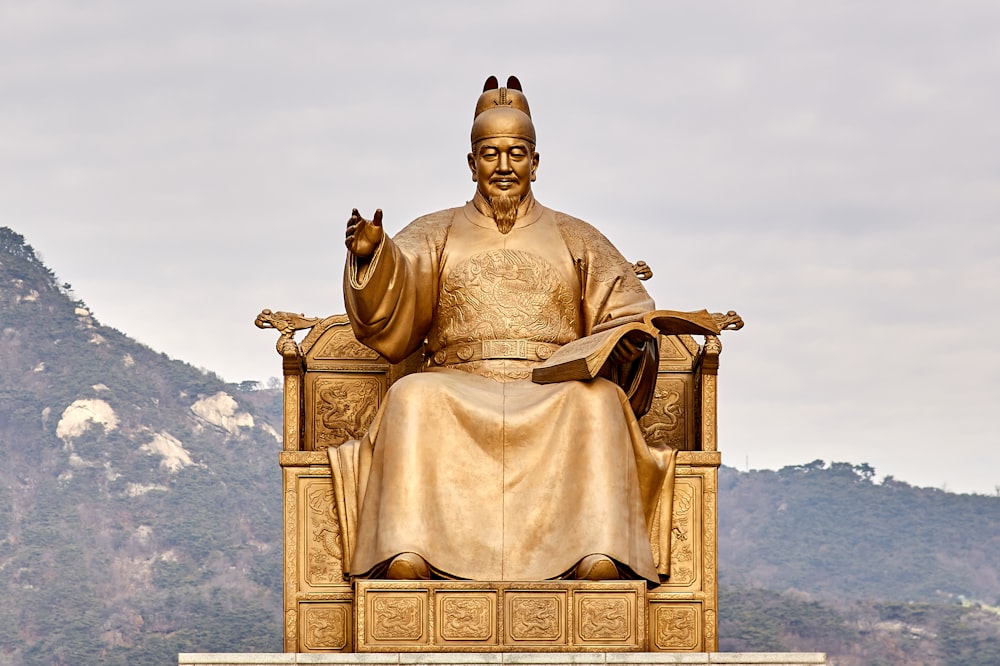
[343,209,450,363]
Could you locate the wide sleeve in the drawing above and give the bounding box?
[556,213,659,416]
[343,210,453,363]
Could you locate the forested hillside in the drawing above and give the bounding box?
[2,226,998,665]
[719,462,1000,605]
[718,463,1000,664]
[0,227,284,664]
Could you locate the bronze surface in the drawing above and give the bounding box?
[261,75,740,653]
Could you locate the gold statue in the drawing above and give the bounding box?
[333,75,677,584]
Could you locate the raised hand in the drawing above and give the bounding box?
[345,208,384,259]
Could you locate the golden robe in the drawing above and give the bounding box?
[331,194,675,583]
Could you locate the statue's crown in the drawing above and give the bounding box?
[471,75,536,145]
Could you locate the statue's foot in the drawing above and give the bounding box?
[386,552,431,580]
[575,554,619,581]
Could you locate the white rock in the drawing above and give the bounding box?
[190,392,254,435]
[125,483,169,497]
[134,525,153,545]
[140,432,193,472]
[260,423,281,443]
[56,399,119,441]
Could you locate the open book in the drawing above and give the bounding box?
[531,309,725,384]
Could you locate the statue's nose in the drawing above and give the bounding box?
[497,152,511,172]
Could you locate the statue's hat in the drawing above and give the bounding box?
[471,75,536,145]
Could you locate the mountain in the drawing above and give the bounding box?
[2,226,998,665]
[719,587,1000,665]
[0,227,284,664]
[718,462,1000,606]
[718,462,1000,665]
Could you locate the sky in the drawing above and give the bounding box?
[3,1,999,495]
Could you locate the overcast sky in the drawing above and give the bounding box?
[4,1,999,494]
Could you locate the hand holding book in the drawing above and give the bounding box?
[532,309,743,384]
[608,329,653,365]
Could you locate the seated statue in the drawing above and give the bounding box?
[330,76,676,584]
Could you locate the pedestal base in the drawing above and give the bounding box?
[357,580,646,652]
[178,652,828,665]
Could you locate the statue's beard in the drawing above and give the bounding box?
[489,195,519,234]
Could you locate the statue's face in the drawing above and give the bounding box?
[468,137,539,201]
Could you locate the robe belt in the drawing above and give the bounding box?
[428,339,561,366]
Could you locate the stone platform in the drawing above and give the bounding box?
[179,652,827,665]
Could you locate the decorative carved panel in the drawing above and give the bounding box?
[651,603,701,651]
[283,375,300,451]
[306,374,384,450]
[303,479,343,586]
[639,377,690,450]
[507,594,564,642]
[363,591,429,646]
[301,604,350,651]
[437,593,497,644]
[575,594,632,643]
[356,581,644,651]
[669,477,698,587]
[313,326,381,360]
[658,335,690,361]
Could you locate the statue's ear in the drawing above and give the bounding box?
[506,76,522,91]
[483,76,499,92]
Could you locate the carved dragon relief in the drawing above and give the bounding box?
[669,481,696,585]
[372,597,423,641]
[631,260,653,281]
[640,379,687,449]
[304,606,348,650]
[654,605,698,650]
[255,309,322,358]
[712,311,744,331]
[313,377,381,449]
[305,484,344,584]
[578,596,629,640]
[509,597,560,640]
[440,596,493,641]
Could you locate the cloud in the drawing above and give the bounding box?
[5,1,1000,493]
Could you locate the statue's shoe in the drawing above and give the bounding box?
[575,554,619,580]
[386,552,431,580]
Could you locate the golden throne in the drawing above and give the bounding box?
[257,307,731,653]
